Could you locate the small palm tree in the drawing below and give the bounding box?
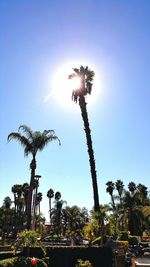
[115,180,124,203]
[106,181,116,210]
[128,182,136,195]
[22,183,30,214]
[47,188,54,223]
[3,196,12,210]
[55,191,61,201]
[36,192,43,215]
[122,190,144,235]
[69,66,100,212]
[8,125,60,230]
[51,196,66,237]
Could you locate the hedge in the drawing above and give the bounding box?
[46,246,112,267]
[18,246,112,267]
[0,257,47,267]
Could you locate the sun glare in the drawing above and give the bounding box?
[44,61,101,109]
[52,64,76,107]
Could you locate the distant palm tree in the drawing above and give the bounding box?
[137,183,149,205]
[3,197,12,210]
[55,191,61,201]
[11,184,22,212]
[51,197,67,237]
[115,180,124,203]
[22,183,30,214]
[36,192,43,215]
[122,190,145,235]
[2,196,12,242]
[106,181,116,210]
[69,66,100,212]
[11,184,18,212]
[128,182,136,195]
[8,125,60,229]
[47,188,54,223]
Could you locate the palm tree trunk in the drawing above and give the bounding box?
[26,156,36,230]
[49,198,52,223]
[79,96,100,212]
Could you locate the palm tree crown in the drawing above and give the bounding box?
[69,65,95,103]
[7,125,60,157]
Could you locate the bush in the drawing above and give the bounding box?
[0,257,15,267]
[46,246,112,267]
[76,259,92,267]
[0,257,48,267]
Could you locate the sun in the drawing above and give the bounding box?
[44,61,100,109]
[51,63,81,108]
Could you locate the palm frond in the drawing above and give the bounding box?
[7,132,31,156]
[24,144,33,156]
[73,68,80,75]
[43,130,55,135]
[86,70,95,81]
[86,82,92,94]
[29,130,60,153]
[18,125,33,140]
[68,73,77,79]
[7,132,22,142]
[69,65,95,101]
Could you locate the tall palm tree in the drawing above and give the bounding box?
[22,183,30,214]
[115,180,124,204]
[11,184,18,213]
[8,125,60,229]
[47,188,54,223]
[69,66,100,212]
[106,181,116,210]
[36,192,43,215]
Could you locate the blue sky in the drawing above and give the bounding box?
[0,0,150,220]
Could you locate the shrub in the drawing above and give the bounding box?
[14,257,48,267]
[14,230,46,257]
[46,246,112,267]
[0,257,15,267]
[76,259,92,267]
[0,257,48,267]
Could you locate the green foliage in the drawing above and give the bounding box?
[0,257,48,267]
[14,257,47,267]
[0,257,15,267]
[76,259,92,267]
[14,230,40,250]
[13,230,46,256]
[83,219,99,241]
